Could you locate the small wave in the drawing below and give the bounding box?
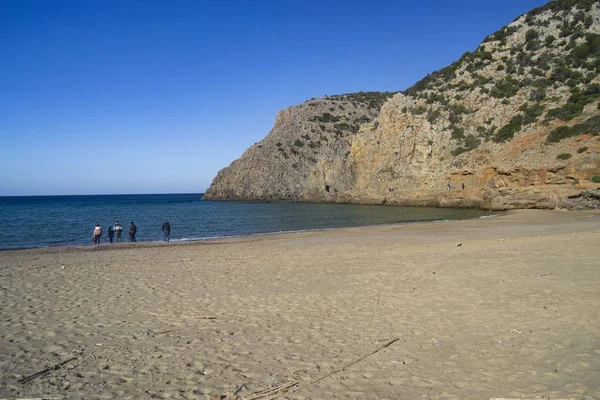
[169,235,242,242]
[479,214,500,219]
[170,237,206,242]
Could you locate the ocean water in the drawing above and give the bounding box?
[0,194,493,250]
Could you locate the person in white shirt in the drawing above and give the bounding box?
[114,221,123,242]
[93,224,102,244]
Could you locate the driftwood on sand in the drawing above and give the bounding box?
[311,337,400,384]
[17,357,78,384]
[233,337,400,399]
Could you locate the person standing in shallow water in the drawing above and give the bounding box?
[128,221,137,242]
[162,219,171,242]
[114,221,123,242]
[93,224,102,244]
[107,225,114,243]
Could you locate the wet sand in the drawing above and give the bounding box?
[1,209,599,400]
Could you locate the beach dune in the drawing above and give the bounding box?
[1,210,599,399]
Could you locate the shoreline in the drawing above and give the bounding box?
[0,211,504,254]
[1,209,599,399]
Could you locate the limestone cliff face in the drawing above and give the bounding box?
[204,0,600,210]
[203,94,390,201]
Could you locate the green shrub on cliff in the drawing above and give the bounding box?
[484,25,517,45]
[451,134,481,156]
[451,147,467,156]
[546,115,600,143]
[557,153,572,160]
[412,106,427,115]
[551,66,582,83]
[311,113,340,123]
[427,109,441,123]
[450,125,465,139]
[490,76,521,98]
[525,29,539,42]
[546,103,583,121]
[493,115,524,142]
[529,87,546,101]
[573,83,600,105]
[526,39,541,51]
[547,126,572,143]
[334,122,359,133]
[464,134,481,150]
[520,103,545,125]
[327,91,397,110]
[354,115,372,124]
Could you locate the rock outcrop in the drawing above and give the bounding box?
[204,0,600,210]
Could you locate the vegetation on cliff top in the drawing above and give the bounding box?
[325,91,398,110]
[401,0,600,155]
[293,0,600,164]
[301,1,599,156]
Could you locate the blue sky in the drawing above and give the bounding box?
[0,0,548,196]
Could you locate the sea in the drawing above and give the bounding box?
[0,194,495,250]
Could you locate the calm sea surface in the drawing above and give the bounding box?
[0,194,494,250]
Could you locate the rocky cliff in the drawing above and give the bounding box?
[204,0,600,210]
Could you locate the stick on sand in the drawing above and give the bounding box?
[242,381,299,400]
[18,357,78,384]
[311,337,400,384]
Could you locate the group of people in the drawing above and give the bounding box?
[92,219,171,244]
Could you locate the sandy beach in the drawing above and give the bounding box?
[1,209,599,400]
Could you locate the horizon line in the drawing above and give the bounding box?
[0,192,205,198]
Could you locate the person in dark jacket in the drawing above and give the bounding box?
[107,225,114,243]
[161,219,171,242]
[128,222,137,242]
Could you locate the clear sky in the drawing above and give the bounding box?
[1,0,548,196]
